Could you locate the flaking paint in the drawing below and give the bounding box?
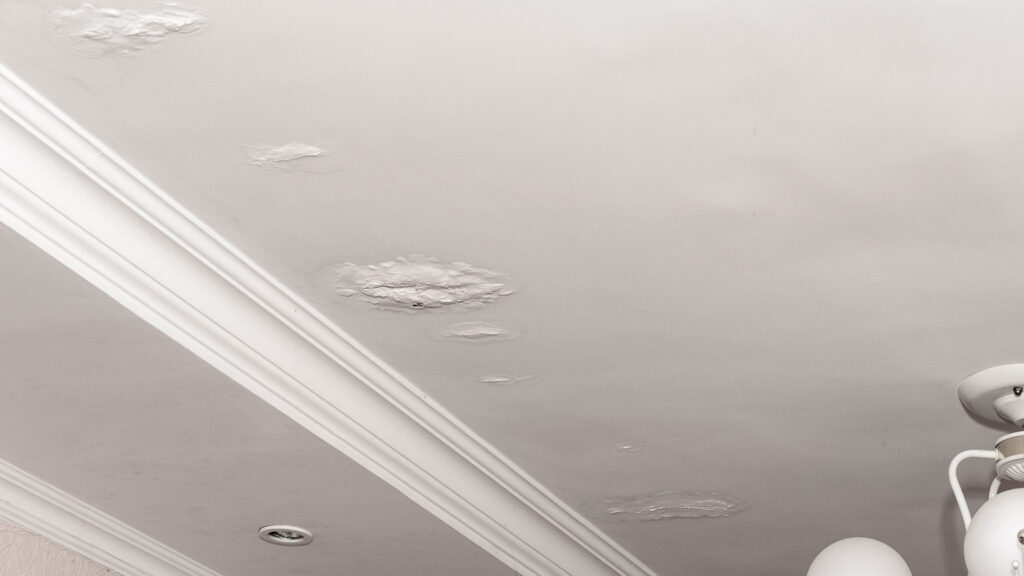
[593,490,746,521]
[315,255,515,312]
[51,3,210,57]
[428,321,522,342]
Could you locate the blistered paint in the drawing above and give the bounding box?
[428,321,522,342]
[615,442,646,452]
[51,3,210,58]
[477,374,535,386]
[316,255,515,312]
[245,142,325,170]
[594,490,746,520]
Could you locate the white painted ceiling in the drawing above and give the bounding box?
[2,1,1024,574]
[0,223,515,576]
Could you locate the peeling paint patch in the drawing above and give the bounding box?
[614,442,646,453]
[51,3,210,58]
[316,256,515,312]
[478,374,535,386]
[429,321,522,342]
[593,490,746,521]
[245,142,326,171]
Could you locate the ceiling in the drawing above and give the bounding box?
[0,217,515,576]
[2,1,1024,574]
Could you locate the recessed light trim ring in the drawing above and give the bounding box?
[258,525,313,547]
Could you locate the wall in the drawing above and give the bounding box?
[0,517,116,576]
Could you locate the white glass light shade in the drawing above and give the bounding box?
[807,537,912,576]
[964,488,1024,575]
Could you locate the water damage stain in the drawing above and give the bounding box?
[591,490,746,521]
[51,3,210,57]
[428,321,522,342]
[314,255,515,312]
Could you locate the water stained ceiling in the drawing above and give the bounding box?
[3,1,1024,574]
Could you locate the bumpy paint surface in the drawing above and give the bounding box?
[316,255,515,311]
[614,442,646,453]
[245,142,325,170]
[477,374,535,386]
[595,490,746,520]
[51,3,209,57]
[0,517,117,575]
[428,321,521,342]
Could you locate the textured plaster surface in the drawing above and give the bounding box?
[0,517,117,576]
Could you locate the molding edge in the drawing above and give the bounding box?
[0,63,657,576]
[0,458,223,576]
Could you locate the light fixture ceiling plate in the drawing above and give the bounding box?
[958,364,1024,429]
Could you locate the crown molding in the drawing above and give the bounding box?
[0,458,223,576]
[0,65,657,576]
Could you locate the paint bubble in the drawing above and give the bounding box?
[51,3,210,58]
[592,490,746,521]
[244,142,327,171]
[428,321,522,342]
[314,255,515,312]
[614,442,646,453]
[477,374,535,386]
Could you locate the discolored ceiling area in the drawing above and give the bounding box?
[3,1,1024,575]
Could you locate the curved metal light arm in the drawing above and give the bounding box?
[949,449,997,530]
[990,476,1003,500]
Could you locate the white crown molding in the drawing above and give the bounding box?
[0,65,657,576]
[0,458,223,576]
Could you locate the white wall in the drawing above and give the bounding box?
[0,517,116,576]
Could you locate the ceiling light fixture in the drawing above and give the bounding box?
[258,525,313,547]
[807,364,1024,575]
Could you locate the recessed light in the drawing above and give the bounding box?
[258,525,313,546]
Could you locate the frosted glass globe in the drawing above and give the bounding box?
[807,537,912,576]
[964,488,1024,575]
